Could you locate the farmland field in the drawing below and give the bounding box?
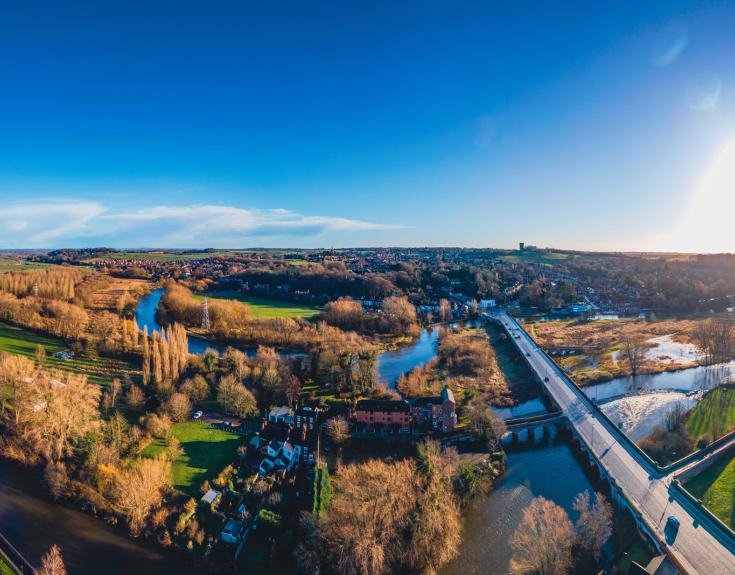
[140,421,241,497]
[0,322,139,387]
[196,291,321,319]
[0,258,53,273]
[85,251,242,262]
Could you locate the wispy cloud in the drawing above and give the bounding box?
[688,73,722,112]
[0,202,402,248]
[651,24,688,67]
[0,201,105,245]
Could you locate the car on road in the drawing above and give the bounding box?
[667,515,680,530]
[544,377,549,382]
[192,410,203,420]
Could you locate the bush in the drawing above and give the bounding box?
[257,509,283,536]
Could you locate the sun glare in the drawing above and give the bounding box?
[673,139,735,252]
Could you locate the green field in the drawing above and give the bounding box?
[197,291,321,319]
[0,258,52,273]
[685,452,735,528]
[141,421,240,497]
[0,322,139,387]
[500,250,577,265]
[86,251,242,262]
[686,387,735,443]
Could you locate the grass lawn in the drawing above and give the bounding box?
[0,322,139,387]
[141,421,241,497]
[686,387,735,443]
[0,553,18,575]
[685,452,735,528]
[196,291,321,319]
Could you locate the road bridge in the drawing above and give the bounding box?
[486,309,735,575]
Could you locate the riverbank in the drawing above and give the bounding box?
[441,439,652,575]
[0,458,200,575]
[528,317,703,385]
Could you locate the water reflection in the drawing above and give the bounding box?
[442,443,598,575]
[585,362,735,402]
[378,327,440,389]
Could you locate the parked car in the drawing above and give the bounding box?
[192,410,203,420]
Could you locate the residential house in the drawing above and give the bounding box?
[267,406,294,425]
[200,489,221,510]
[220,518,245,544]
[354,399,411,433]
[411,387,457,433]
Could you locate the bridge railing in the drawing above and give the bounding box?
[488,312,735,560]
[487,313,663,475]
[670,478,735,554]
[660,424,735,475]
[0,532,34,574]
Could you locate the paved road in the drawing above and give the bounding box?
[490,310,735,575]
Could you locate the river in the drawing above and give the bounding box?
[0,459,199,574]
[442,442,616,575]
[135,288,443,387]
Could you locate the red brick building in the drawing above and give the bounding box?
[410,387,456,433]
[354,399,411,432]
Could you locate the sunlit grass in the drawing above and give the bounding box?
[196,291,321,319]
[686,452,735,528]
[140,421,241,497]
[686,387,735,442]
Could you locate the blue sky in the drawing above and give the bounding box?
[0,1,733,250]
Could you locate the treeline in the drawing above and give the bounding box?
[296,441,462,574]
[36,247,116,263]
[0,354,171,536]
[158,284,382,351]
[222,258,509,303]
[320,296,420,338]
[0,268,88,301]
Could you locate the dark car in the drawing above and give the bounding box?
[667,515,680,530]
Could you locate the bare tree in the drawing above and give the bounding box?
[439,299,453,323]
[325,416,350,450]
[164,392,192,422]
[38,544,67,575]
[622,336,647,376]
[320,459,420,575]
[15,370,101,462]
[510,496,574,575]
[572,491,613,561]
[695,319,734,365]
[113,456,172,535]
[127,384,145,408]
[217,374,257,417]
